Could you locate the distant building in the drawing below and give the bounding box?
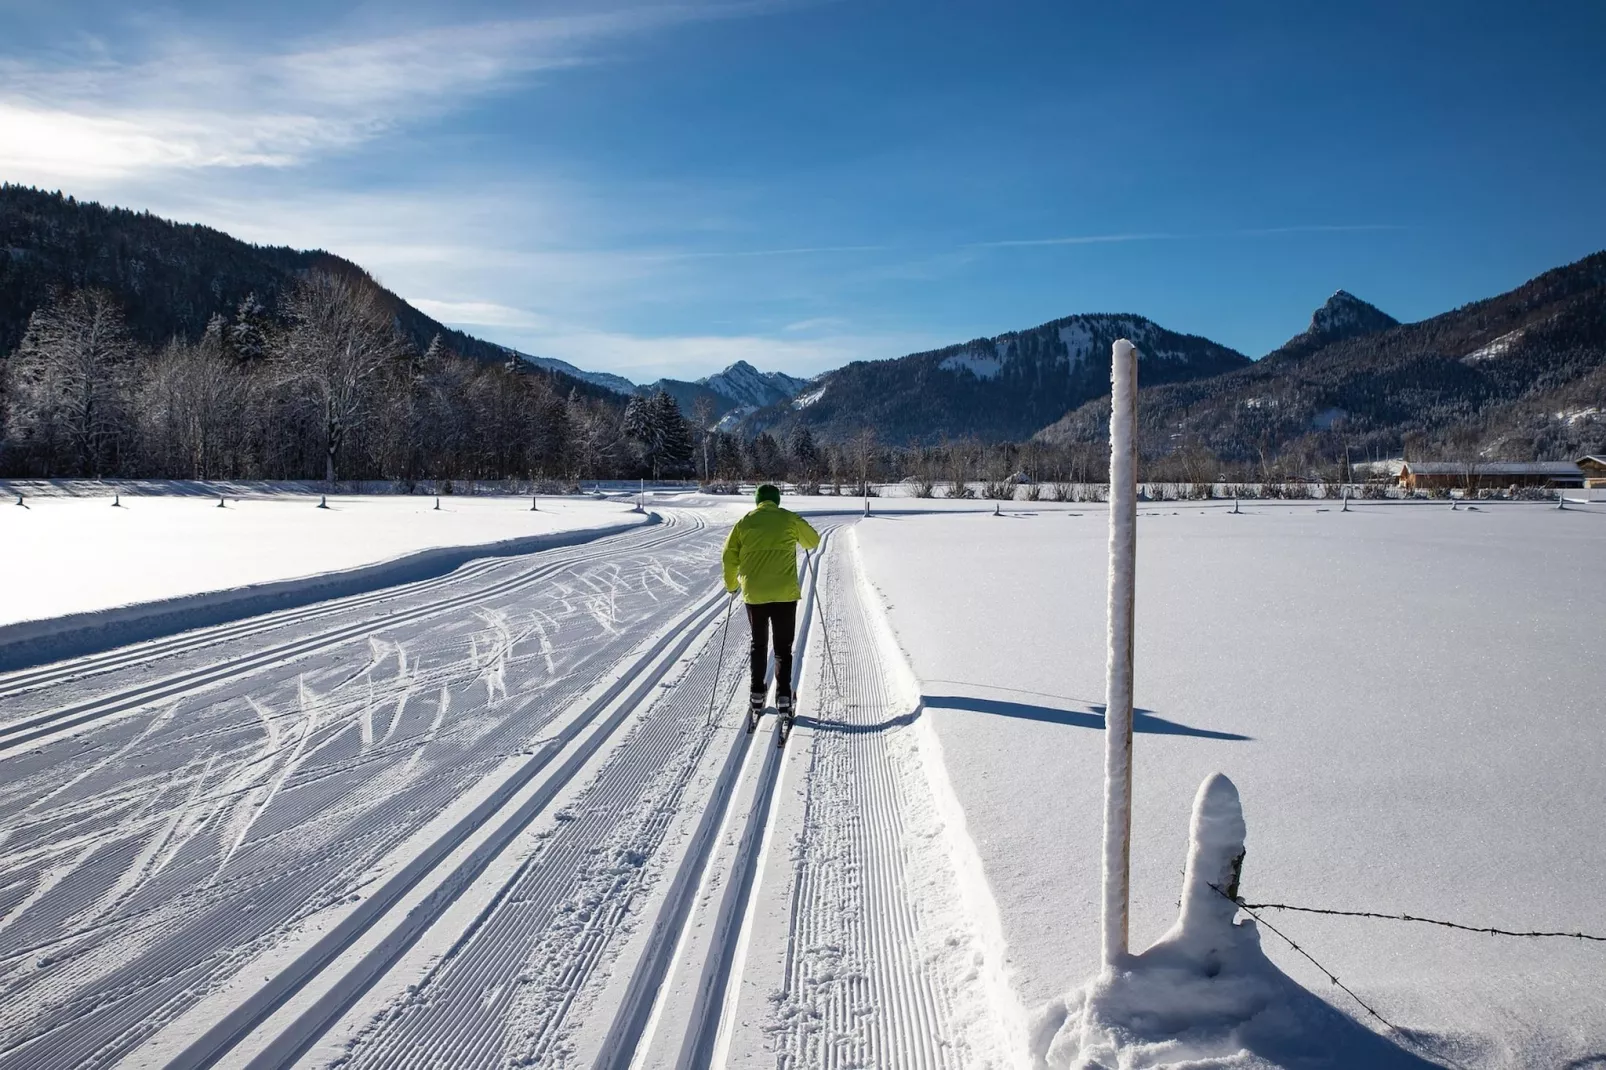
[1398,461,1584,490]
[1578,455,1606,489]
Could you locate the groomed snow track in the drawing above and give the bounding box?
[1,509,1024,1070]
[0,511,725,1070]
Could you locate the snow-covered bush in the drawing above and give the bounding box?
[981,480,1015,500]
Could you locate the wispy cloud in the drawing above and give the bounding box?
[633,244,888,260]
[971,224,1406,249]
[0,4,763,182]
[972,232,1178,248]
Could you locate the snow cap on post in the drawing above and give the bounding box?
[1178,773,1247,938]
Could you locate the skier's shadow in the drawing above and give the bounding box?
[793,710,922,734]
[922,694,1251,741]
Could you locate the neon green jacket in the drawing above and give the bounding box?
[722,502,821,603]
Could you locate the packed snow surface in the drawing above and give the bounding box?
[0,490,641,628]
[6,492,1602,1070]
[858,500,1606,1069]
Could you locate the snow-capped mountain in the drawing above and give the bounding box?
[1039,250,1606,464]
[518,355,637,396]
[1264,290,1398,363]
[698,360,811,410]
[734,314,1249,443]
[639,360,812,427]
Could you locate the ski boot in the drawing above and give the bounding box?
[746,689,766,734]
[776,693,796,746]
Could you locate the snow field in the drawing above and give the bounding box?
[856,499,1606,1069]
[0,491,646,664]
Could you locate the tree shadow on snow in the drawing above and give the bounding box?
[923,694,1251,741]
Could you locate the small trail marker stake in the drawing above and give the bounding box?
[1102,338,1138,966]
[318,495,329,509]
[112,494,121,507]
[217,496,226,509]
[531,495,539,511]
[1557,492,1566,510]
[1341,489,1350,512]
[434,497,441,511]
[1232,496,1240,515]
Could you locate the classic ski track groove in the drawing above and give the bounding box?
[769,530,966,1070]
[328,582,774,1070]
[163,587,732,1070]
[590,530,833,1070]
[0,516,691,756]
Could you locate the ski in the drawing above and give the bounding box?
[746,704,770,735]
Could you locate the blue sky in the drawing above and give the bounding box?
[2,1,1604,382]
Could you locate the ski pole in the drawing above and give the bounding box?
[704,590,738,727]
[805,550,845,703]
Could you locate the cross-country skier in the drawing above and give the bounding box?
[722,483,821,724]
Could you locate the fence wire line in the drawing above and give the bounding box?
[1208,884,1405,1033]
[1234,897,1606,943]
[1208,884,1472,1070]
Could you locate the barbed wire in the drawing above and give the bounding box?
[1234,898,1606,943]
[1208,883,1471,1070]
[1208,884,1406,1033]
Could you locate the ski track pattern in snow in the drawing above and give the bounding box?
[754,528,1023,1070]
[0,513,719,1070]
[325,593,756,1068]
[0,506,1030,1070]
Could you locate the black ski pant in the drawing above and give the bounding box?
[747,600,798,700]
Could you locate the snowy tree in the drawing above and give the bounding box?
[228,293,272,362]
[713,431,744,480]
[748,431,785,480]
[692,395,716,481]
[276,271,409,482]
[790,425,820,480]
[136,335,247,478]
[650,390,693,477]
[4,289,136,476]
[623,390,693,479]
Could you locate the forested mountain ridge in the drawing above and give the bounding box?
[1037,251,1606,468]
[0,184,612,403]
[734,313,1250,444]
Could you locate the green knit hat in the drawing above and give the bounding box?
[755,483,781,505]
